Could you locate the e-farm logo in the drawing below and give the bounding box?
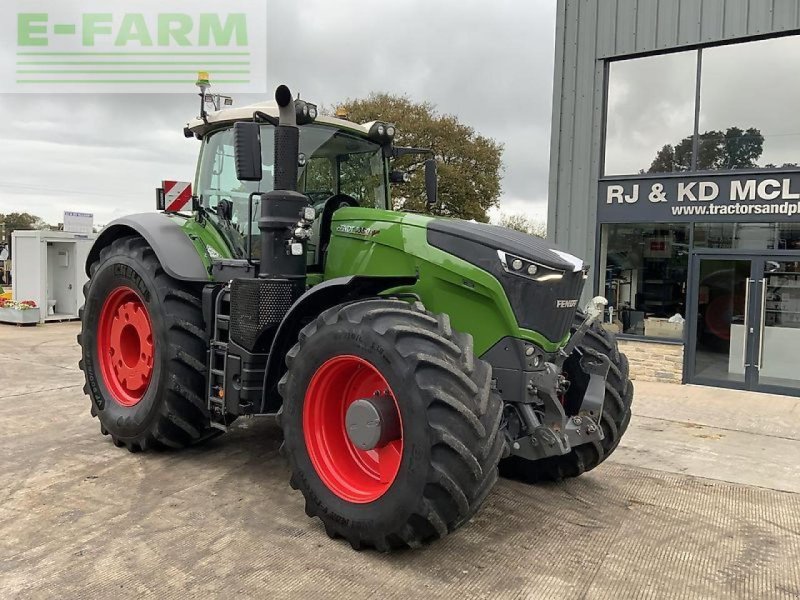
[1,1,266,93]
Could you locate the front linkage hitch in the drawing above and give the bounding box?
[507,297,611,461]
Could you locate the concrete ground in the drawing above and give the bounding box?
[1,323,799,599]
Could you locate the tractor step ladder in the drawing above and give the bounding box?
[207,287,231,431]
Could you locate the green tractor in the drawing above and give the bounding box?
[78,82,633,551]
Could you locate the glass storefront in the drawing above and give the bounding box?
[598,223,800,394]
[604,50,697,176]
[604,35,800,176]
[693,223,800,250]
[597,34,800,396]
[599,223,689,339]
[700,36,800,170]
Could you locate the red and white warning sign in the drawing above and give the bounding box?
[162,181,193,212]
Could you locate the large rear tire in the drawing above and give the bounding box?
[278,299,507,551]
[78,235,217,452]
[499,313,633,482]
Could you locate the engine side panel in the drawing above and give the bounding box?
[323,208,568,355]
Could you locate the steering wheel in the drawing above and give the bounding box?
[315,193,360,267]
[306,191,334,205]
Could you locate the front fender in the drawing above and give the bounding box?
[87,213,209,282]
[260,274,417,412]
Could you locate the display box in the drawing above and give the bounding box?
[643,317,683,339]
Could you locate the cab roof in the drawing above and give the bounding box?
[186,101,377,138]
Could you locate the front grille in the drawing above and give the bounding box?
[507,270,585,342]
[229,278,305,351]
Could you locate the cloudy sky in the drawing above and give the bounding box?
[0,0,556,227]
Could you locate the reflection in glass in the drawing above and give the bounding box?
[604,51,697,176]
[599,223,689,337]
[648,127,764,172]
[693,223,800,250]
[692,259,751,383]
[700,35,800,169]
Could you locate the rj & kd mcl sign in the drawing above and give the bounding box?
[599,171,800,223]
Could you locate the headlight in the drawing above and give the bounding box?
[368,121,395,142]
[295,101,318,125]
[497,250,564,282]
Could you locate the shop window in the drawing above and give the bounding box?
[694,223,800,250]
[699,36,800,170]
[599,223,690,339]
[604,51,697,176]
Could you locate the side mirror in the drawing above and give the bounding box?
[233,121,262,182]
[389,170,410,184]
[424,159,438,208]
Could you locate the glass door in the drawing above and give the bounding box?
[754,259,800,393]
[688,257,757,388]
[688,255,800,395]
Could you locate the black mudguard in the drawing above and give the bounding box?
[260,274,417,413]
[86,213,209,282]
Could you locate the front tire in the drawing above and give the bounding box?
[278,299,507,551]
[78,235,217,452]
[499,313,633,482]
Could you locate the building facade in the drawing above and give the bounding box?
[549,0,800,395]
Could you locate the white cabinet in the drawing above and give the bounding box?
[11,230,97,324]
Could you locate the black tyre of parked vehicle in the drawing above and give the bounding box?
[277,299,508,551]
[499,312,633,482]
[78,235,218,452]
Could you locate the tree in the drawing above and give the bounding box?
[0,212,49,249]
[495,212,547,238]
[334,94,504,222]
[648,126,764,172]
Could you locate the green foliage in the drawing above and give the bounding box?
[334,94,504,222]
[495,212,547,238]
[648,127,765,173]
[0,212,49,246]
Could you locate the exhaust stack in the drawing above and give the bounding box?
[273,84,299,192]
[256,85,311,280]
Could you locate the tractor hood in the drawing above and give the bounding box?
[426,219,587,343]
[427,219,584,273]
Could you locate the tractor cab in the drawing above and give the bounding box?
[183,74,436,277]
[185,97,429,275]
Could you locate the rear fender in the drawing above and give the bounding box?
[87,213,209,282]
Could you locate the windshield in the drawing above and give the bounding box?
[195,123,388,258]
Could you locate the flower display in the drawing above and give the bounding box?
[0,299,38,310]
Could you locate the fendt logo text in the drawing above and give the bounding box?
[0,1,266,93]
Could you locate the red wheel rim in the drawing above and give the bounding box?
[97,286,154,407]
[303,355,403,503]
